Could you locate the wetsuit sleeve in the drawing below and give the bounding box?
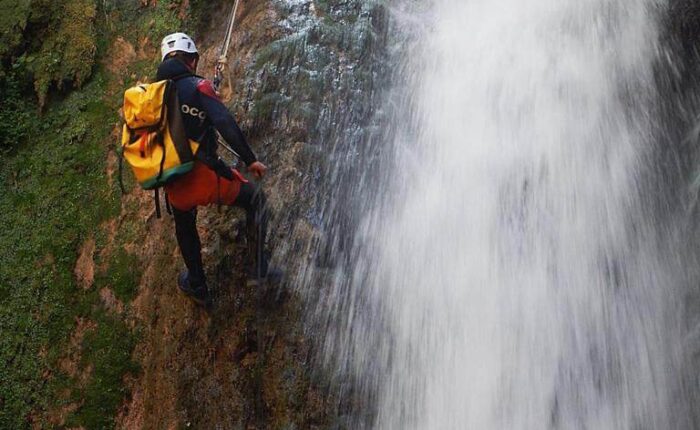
[196,80,258,166]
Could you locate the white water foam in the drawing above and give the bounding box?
[301,0,694,428]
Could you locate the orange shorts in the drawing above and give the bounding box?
[165,161,248,211]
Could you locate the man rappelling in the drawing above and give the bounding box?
[160,33,281,307]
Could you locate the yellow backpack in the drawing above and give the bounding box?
[120,80,199,192]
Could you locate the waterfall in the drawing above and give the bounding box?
[301,0,696,428]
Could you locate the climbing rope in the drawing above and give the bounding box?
[213,0,241,92]
[213,0,243,162]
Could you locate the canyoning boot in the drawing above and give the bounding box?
[177,270,212,309]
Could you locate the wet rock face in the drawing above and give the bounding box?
[231,0,393,425]
[246,0,387,137]
[655,1,700,195]
[241,0,389,220]
[657,2,700,427]
[666,0,700,57]
[661,0,700,114]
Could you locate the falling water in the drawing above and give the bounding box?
[299,0,697,428]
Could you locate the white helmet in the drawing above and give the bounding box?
[161,32,198,61]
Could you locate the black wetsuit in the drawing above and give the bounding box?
[156,58,269,289]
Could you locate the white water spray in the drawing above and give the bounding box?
[310,0,692,428]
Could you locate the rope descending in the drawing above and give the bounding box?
[213,0,241,92]
[213,0,243,162]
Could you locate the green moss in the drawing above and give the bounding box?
[95,249,141,304]
[189,0,225,37]
[1,0,216,112]
[251,92,291,121]
[144,0,183,43]
[0,0,101,106]
[0,0,32,65]
[0,69,121,426]
[0,1,210,427]
[66,312,139,429]
[0,75,34,149]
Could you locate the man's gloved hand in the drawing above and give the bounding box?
[248,161,267,180]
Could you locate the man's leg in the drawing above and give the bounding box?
[172,206,207,290]
[232,181,269,279]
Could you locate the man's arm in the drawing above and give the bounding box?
[196,79,257,166]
